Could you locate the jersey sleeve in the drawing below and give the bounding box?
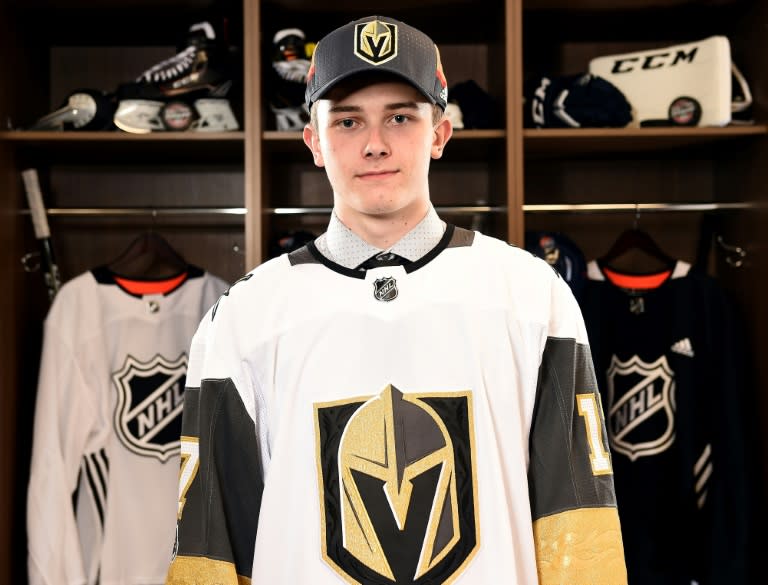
[705,282,752,582]
[528,274,628,585]
[166,300,265,585]
[27,317,96,585]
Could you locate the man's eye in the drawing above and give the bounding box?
[392,114,408,124]
[339,119,356,128]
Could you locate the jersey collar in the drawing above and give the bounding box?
[315,205,446,269]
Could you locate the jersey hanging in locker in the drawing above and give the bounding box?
[579,259,753,585]
[27,265,229,585]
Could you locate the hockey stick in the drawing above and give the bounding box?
[21,168,62,301]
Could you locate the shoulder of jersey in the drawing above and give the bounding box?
[476,232,562,279]
[42,270,105,330]
[239,254,292,288]
[204,271,233,294]
[207,254,294,320]
[50,269,101,312]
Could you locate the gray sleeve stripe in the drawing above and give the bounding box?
[447,225,475,248]
[288,245,319,265]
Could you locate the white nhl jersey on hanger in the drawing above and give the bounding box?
[27,265,229,585]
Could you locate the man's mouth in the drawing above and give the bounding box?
[357,170,398,179]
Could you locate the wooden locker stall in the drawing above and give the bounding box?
[0,1,251,583]
[520,0,768,579]
[256,0,517,253]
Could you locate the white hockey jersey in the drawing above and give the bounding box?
[167,226,627,585]
[27,265,229,585]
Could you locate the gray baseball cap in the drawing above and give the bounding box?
[305,16,448,111]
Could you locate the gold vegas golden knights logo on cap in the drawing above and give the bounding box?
[354,19,398,65]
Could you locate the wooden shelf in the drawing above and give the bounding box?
[0,131,245,163]
[452,129,506,140]
[524,0,737,10]
[0,131,244,142]
[21,0,212,6]
[5,125,761,165]
[524,125,768,157]
[271,0,488,11]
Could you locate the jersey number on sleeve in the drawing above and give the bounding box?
[576,393,613,476]
[178,436,200,519]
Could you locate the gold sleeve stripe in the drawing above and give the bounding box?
[533,507,627,585]
[165,555,251,585]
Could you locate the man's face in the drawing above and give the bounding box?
[303,79,451,228]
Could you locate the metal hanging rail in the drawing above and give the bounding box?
[39,207,248,216]
[523,202,757,212]
[24,205,507,216]
[267,205,508,215]
[18,201,757,217]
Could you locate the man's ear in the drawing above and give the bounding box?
[303,124,324,168]
[431,115,453,160]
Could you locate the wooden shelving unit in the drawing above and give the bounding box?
[523,125,768,156]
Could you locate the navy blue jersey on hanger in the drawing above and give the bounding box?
[579,259,752,585]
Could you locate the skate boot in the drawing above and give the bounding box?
[114,21,239,133]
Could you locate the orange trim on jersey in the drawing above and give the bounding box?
[602,267,672,290]
[114,272,187,295]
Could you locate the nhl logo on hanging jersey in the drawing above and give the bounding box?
[606,355,676,461]
[373,276,398,302]
[314,385,479,584]
[113,353,187,462]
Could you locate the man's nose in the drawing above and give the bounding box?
[363,127,390,158]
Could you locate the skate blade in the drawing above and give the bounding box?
[114,99,165,134]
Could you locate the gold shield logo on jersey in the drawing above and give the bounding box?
[354,20,398,65]
[606,354,676,461]
[314,385,479,584]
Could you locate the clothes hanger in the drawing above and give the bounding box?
[598,204,675,274]
[107,228,188,280]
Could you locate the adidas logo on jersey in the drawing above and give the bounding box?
[670,337,695,357]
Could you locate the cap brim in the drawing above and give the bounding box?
[308,66,438,107]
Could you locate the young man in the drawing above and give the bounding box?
[166,16,627,585]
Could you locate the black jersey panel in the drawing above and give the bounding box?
[529,337,617,521]
[170,379,263,582]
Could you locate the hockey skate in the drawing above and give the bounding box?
[114,21,239,133]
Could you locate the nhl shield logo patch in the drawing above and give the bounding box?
[113,353,187,462]
[606,355,676,461]
[355,19,398,66]
[314,385,479,584]
[373,276,398,302]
